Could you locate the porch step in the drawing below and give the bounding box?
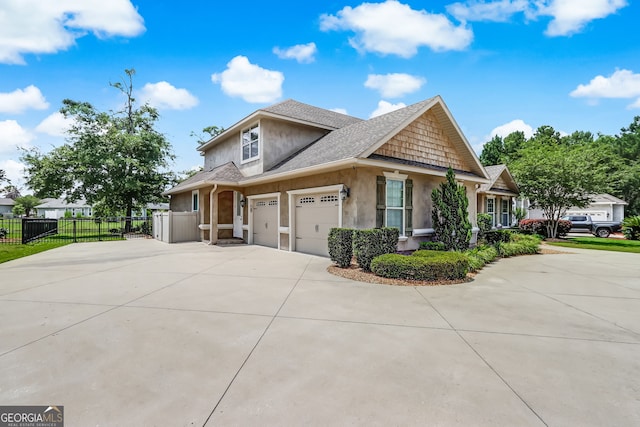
[216,238,246,246]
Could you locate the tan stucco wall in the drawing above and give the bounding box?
[169,192,191,212]
[261,119,329,171]
[203,134,238,171]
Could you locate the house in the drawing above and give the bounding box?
[476,164,519,227]
[164,96,490,256]
[0,197,15,216]
[35,198,93,219]
[527,193,627,222]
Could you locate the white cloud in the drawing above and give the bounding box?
[35,112,74,137]
[489,119,534,139]
[540,0,627,36]
[369,100,406,118]
[211,56,284,103]
[0,85,49,114]
[330,108,349,115]
[364,73,426,98]
[273,42,317,63]
[445,0,626,37]
[446,0,531,22]
[320,1,473,57]
[138,81,199,110]
[0,0,145,64]
[0,159,25,187]
[571,69,640,98]
[0,120,34,154]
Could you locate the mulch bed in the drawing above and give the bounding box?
[327,263,474,287]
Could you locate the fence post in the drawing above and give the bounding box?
[73,219,77,243]
[98,219,101,241]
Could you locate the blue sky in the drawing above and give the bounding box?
[1,0,639,188]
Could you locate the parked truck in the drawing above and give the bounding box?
[561,215,622,238]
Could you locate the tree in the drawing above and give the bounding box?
[191,125,225,145]
[22,69,175,230]
[613,117,640,216]
[431,167,472,251]
[511,143,607,238]
[479,135,505,166]
[1,185,21,199]
[13,195,40,217]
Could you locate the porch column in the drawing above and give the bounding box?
[209,185,219,245]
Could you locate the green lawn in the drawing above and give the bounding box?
[547,237,640,254]
[0,241,72,264]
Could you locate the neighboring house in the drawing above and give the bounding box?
[35,198,93,219]
[477,164,519,228]
[135,203,170,218]
[164,97,490,256]
[527,193,627,222]
[0,197,15,216]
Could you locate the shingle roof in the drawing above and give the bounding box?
[480,164,518,194]
[261,99,363,129]
[591,193,627,205]
[0,197,15,206]
[36,198,91,209]
[253,98,437,178]
[166,162,244,194]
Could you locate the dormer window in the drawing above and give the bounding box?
[241,123,260,163]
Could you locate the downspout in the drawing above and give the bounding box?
[209,184,218,245]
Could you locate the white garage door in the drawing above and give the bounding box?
[295,193,339,257]
[252,198,278,248]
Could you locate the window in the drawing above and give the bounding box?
[487,198,495,227]
[241,123,260,162]
[501,199,509,226]
[192,190,199,212]
[386,180,404,232]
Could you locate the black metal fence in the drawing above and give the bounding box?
[0,217,152,245]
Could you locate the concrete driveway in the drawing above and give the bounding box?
[0,240,639,426]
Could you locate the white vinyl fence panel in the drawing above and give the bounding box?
[153,211,199,243]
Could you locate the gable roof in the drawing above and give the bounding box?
[479,164,519,195]
[166,162,244,194]
[0,197,15,206]
[591,193,627,205]
[243,96,488,183]
[36,198,91,209]
[197,99,362,153]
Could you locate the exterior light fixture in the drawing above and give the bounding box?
[240,198,246,208]
[340,187,350,200]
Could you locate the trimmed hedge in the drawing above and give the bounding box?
[328,228,354,268]
[352,227,399,272]
[477,213,493,241]
[371,251,469,281]
[519,219,570,237]
[419,241,446,251]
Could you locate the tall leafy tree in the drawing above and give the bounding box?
[511,143,607,238]
[12,195,40,217]
[431,167,472,251]
[479,135,505,166]
[22,69,175,229]
[613,117,640,216]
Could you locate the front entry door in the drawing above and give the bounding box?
[233,191,243,238]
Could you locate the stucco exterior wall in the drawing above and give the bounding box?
[169,192,192,212]
[203,134,238,171]
[261,119,329,172]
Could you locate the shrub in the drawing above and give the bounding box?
[484,229,512,245]
[419,241,446,251]
[0,227,7,239]
[328,228,354,268]
[431,167,472,251]
[140,221,151,235]
[519,219,570,238]
[352,227,399,272]
[622,216,640,240]
[465,245,498,272]
[497,234,541,257]
[371,251,469,281]
[477,213,493,241]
